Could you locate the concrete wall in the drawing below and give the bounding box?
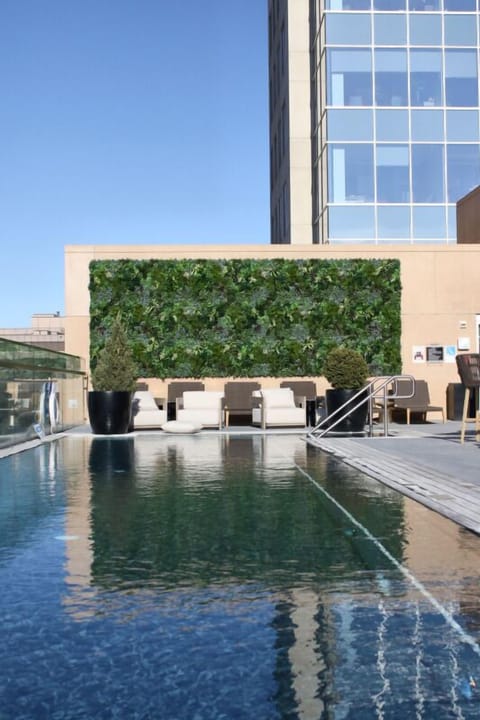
[64,243,480,411]
[286,0,312,245]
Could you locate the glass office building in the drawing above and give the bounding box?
[269,0,480,244]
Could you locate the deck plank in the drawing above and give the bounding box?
[308,433,480,535]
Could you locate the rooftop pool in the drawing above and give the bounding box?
[1,433,480,719]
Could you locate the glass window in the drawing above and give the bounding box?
[327,109,374,140]
[445,50,478,107]
[445,15,477,46]
[447,206,457,240]
[326,13,371,44]
[375,50,408,106]
[447,144,480,202]
[410,50,442,106]
[327,49,373,106]
[377,206,411,238]
[446,110,480,141]
[376,145,409,202]
[444,0,476,10]
[412,206,446,239]
[412,145,445,202]
[328,206,375,239]
[409,0,440,9]
[374,0,405,9]
[411,110,444,140]
[328,144,374,202]
[409,14,442,45]
[326,0,371,7]
[376,109,409,140]
[374,13,407,44]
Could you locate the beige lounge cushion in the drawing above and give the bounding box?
[132,391,167,428]
[182,391,224,409]
[261,388,295,408]
[162,420,202,434]
[133,391,160,411]
[252,407,305,426]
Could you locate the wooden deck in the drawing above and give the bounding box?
[308,423,480,535]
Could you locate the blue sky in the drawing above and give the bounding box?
[0,1,270,327]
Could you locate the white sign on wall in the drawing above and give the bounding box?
[458,337,471,351]
[444,345,457,363]
[412,345,426,363]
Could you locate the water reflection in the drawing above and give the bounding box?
[1,435,480,718]
[88,435,135,476]
[86,435,405,593]
[0,442,65,552]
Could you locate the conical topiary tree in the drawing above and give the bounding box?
[90,315,138,392]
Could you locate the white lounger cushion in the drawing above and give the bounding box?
[261,388,295,407]
[162,421,202,434]
[181,391,224,408]
[177,391,224,428]
[132,391,167,429]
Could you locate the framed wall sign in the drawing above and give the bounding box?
[426,345,444,362]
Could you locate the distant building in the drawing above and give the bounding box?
[0,313,65,352]
[457,184,480,243]
[269,0,480,244]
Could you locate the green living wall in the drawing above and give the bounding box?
[89,258,401,378]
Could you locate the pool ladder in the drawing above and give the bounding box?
[307,375,416,439]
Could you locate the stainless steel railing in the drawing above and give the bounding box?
[307,375,416,439]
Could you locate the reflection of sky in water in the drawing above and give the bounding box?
[0,435,480,718]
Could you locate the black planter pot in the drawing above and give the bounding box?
[325,388,368,434]
[88,391,133,435]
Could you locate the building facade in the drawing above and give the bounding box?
[0,313,65,352]
[269,0,480,244]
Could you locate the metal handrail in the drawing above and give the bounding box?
[307,374,416,439]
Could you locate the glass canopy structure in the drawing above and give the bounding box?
[0,338,86,449]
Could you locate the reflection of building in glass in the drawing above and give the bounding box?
[269,0,480,244]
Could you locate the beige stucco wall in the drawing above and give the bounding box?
[64,243,480,411]
[286,0,312,245]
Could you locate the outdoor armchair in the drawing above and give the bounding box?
[251,388,306,429]
[223,381,261,427]
[167,381,205,420]
[390,379,445,424]
[280,380,317,426]
[131,391,167,429]
[176,391,224,429]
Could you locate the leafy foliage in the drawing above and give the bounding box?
[90,314,138,391]
[322,347,369,389]
[89,258,401,378]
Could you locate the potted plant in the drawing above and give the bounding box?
[87,315,138,434]
[323,346,369,434]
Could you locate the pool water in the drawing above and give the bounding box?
[1,433,480,719]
